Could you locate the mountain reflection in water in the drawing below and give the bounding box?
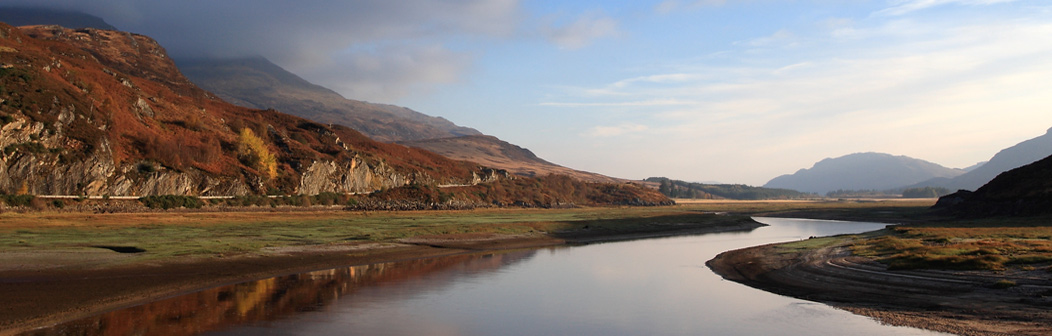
[27,250,539,336]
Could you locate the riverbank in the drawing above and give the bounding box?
[708,233,1052,336]
[0,207,764,335]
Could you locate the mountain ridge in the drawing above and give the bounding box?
[763,152,965,195]
[935,153,1052,217]
[177,56,621,183]
[909,127,1052,192]
[176,57,482,143]
[0,22,667,207]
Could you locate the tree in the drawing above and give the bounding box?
[658,179,671,196]
[238,128,277,179]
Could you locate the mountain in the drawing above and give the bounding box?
[175,57,481,142]
[910,127,1052,192]
[398,135,621,183]
[2,7,621,184]
[0,23,493,196]
[0,7,117,30]
[934,153,1052,217]
[176,57,620,182]
[763,152,965,195]
[0,23,666,206]
[0,23,664,205]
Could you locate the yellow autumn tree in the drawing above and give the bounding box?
[238,128,277,179]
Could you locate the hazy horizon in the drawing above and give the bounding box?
[7,0,1052,185]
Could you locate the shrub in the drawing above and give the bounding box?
[1,194,34,207]
[139,195,203,209]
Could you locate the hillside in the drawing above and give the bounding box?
[0,23,495,196]
[0,23,666,207]
[935,153,1052,217]
[399,135,621,183]
[175,57,480,143]
[763,152,964,195]
[910,127,1052,192]
[645,177,812,200]
[176,57,620,183]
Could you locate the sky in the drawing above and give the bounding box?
[8,0,1052,185]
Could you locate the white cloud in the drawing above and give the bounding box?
[300,44,471,102]
[584,123,650,137]
[10,0,522,102]
[877,0,1020,16]
[543,13,619,49]
[545,16,1052,184]
[540,99,698,107]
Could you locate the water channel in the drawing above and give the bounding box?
[30,217,952,335]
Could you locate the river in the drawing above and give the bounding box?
[29,217,951,336]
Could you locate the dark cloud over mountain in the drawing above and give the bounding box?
[3,0,520,101]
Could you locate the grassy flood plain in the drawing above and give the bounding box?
[0,199,934,267]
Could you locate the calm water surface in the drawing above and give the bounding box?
[34,217,951,336]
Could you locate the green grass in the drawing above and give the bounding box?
[0,200,941,265]
[0,206,748,262]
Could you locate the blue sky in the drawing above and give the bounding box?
[14,0,1052,185]
[403,0,1052,184]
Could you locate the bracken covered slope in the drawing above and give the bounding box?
[0,23,668,206]
[0,23,495,196]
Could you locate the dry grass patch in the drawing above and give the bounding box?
[852,222,1052,271]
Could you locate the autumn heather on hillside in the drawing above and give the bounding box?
[0,23,666,207]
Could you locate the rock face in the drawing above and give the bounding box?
[0,23,492,196]
[764,152,965,195]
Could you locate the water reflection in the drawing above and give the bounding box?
[27,250,539,336]
[30,217,949,336]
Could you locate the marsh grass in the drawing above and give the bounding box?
[778,236,846,251]
[851,217,1052,271]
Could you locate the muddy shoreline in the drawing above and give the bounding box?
[0,219,763,335]
[707,238,1052,336]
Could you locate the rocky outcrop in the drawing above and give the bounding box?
[299,158,411,195]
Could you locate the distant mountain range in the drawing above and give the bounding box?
[909,127,1052,192]
[763,152,966,195]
